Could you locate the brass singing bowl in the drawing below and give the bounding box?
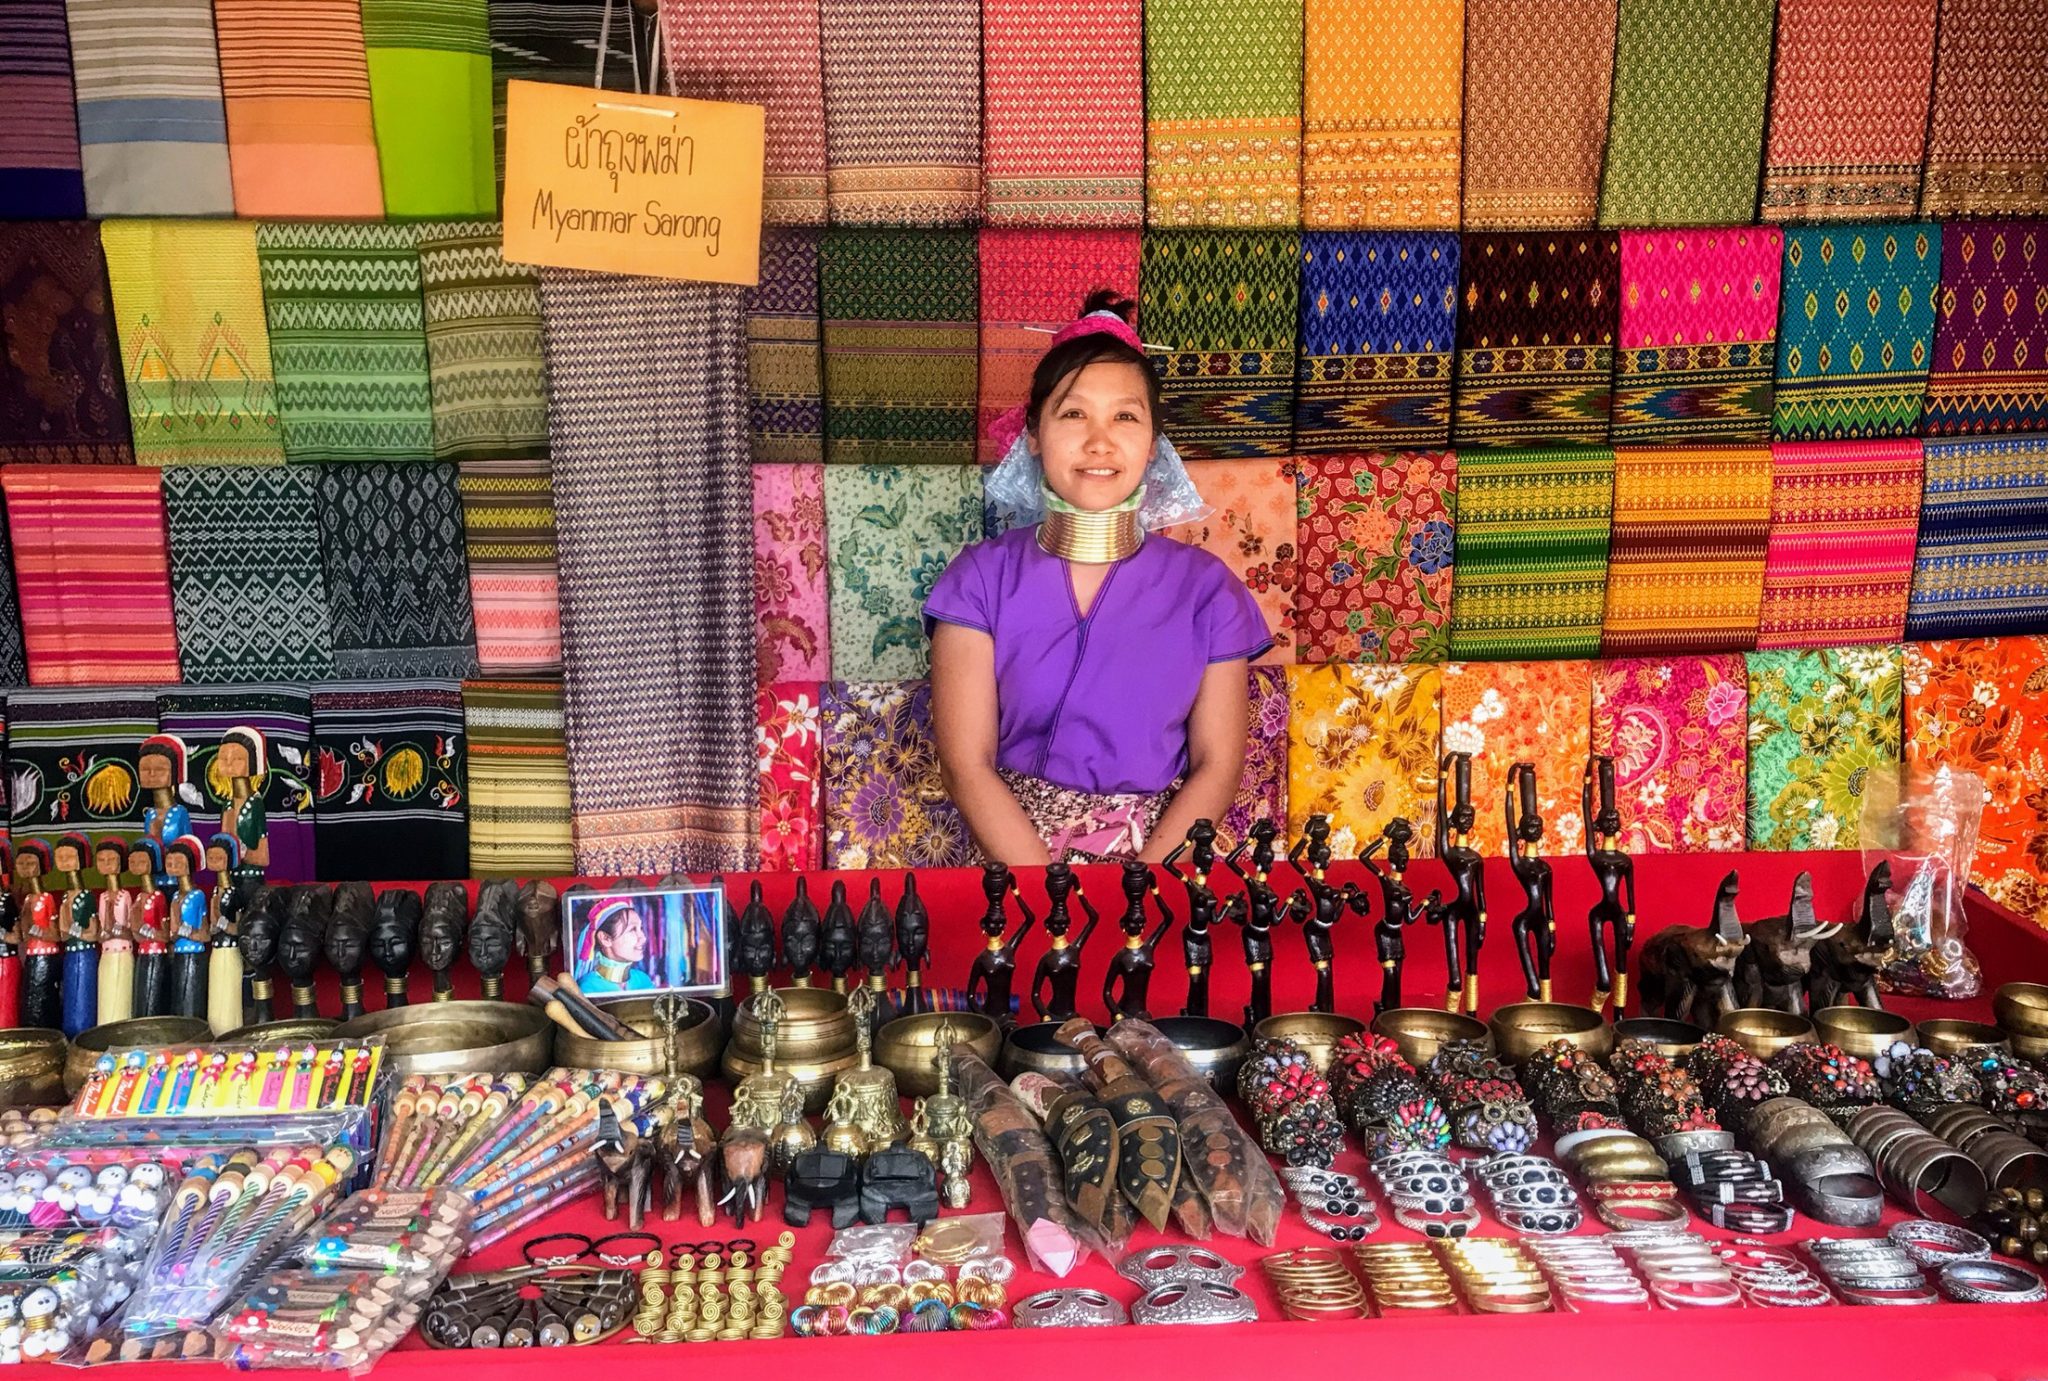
[1918,1018,2010,1058]
[0,1028,68,1107]
[722,987,858,1113]
[1812,1007,1917,1062]
[556,997,721,1082]
[1253,1012,1365,1074]
[219,1018,340,1043]
[1152,1016,1252,1093]
[64,1016,211,1097]
[999,1021,1091,1082]
[1370,1008,1490,1069]
[874,1011,1002,1098]
[1489,1002,1614,1067]
[1716,1008,1816,1061]
[336,1001,553,1077]
[1612,1017,1706,1062]
[1994,983,2048,1048]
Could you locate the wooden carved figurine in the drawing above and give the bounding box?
[780,878,821,987]
[594,1097,653,1228]
[1809,862,1894,1011]
[735,881,778,994]
[51,834,96,1039]
[894,874,931,1016]
[1583,755,1638,1015]
[420,881,469,1002]
[1031,863,1100,1022]
[127,840,169,1020]
[1436,753,1488,1014]
[469,879,517,1000]
[93,838,133,1027]
[137,735,192,891]
[369,886,420,1009]
[1637,871,1748,1027]
[1226,820,1303,1028]
[819,881,857,994]
[967,862,1036,1023]
[1162,819,1239,1019]
[203,834,245,1036]
[326,881,373,1020]
[1289,815,1359,1014]
[515,880,560,985]
[1103,860,1174,1021]
[1734,872,1841,1015]
[657,1080,718,1226]
[855,878,895,1003]
[216,726,271,879]
[1356,819,1438,1015]
[237,883,286,1027]
[1504,763,1558,1001]
[0,874,19,1031]
[279,885,332,1019]
[164,835,210,1023]
[13,843,59,1032]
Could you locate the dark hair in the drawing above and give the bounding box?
[1025,288,1162,434]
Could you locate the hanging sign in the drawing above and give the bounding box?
[501,79,763,286]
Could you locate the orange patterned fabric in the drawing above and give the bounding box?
[1602,446,1774,656]
[1164,459,1299,665]
[1461,0,1617,230]
[1439,659,1594,854]
[213,0,383,217]
[1286,662,1442,858]
[1302,0,1463,229]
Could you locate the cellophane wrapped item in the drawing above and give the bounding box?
[1106,1019,1285,1245]
[1861,764,1985,999]
[948,1052,1086,1277]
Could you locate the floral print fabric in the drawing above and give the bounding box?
[824,465,980,680]
[757,681,823,872]
[1294,450,1455,663]
[1225,665,1291,847]
[1285,662,1442,858]
[1591,654,1750,853]
[1745,645,1903,850]
[754,464,830,683]
[1440,660,1594,855]
[821,679,975,869]
[1163,459,1298,665]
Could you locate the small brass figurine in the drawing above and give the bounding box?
[768,1082,815,1179]
[1357,818,1438,1015]
[1288,815,1358,1014]
[1226,820,1301,1028]
[1584,754,1637,1015]
[1103,860,1174,1021]
[967,862,1036,1023]
[1436,753,1488,1014]
[1162,819,1239,1019]
[821,1087,870,1159]
[1504,762,1558,1001]
[730,992,800,1132]
[819,880,857,994]
[735,880,778,995]
[832,988,907,1146]
[1638,870,1748,1027]
[1809,862,1894,1011]
[1031,862,1099,1022]
[781,877,821,987]
[1735,871,1841,1015]
[894,873,931,1016]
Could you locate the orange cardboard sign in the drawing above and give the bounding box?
[501,79,764,286]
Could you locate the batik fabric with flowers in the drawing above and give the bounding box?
[1591,654,1749,852]
[753,464,829,683]
[824,465,979,681]
[1613,228,1783,445]
[1286,662,1442,859]
[1745,644,1903,850]
[820,680,974,869]
[1225,665,1291,848]
[1163,459,1298,666]
[1902,637,2048,927]
[756,681,823,872]
[1294,451,1454,663]
[1294,231,1459,452]
[1440,660,1594,855]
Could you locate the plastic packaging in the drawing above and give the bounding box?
[948,1052,1086,1277]
[218,1262,455,1374]
[0,1149,173,1364]
[299,1187,474,1278]
[823,1223,918,1266]
[1861,764,1985,999]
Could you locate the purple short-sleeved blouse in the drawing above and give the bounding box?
[923,526,1273,795]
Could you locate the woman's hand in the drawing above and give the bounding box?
[1143,659,1253,861]
[930,622,1053,866]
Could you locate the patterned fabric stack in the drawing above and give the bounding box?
[981,0,1144,227]
[1144,0,1303,228]
[756,681,823,872]
[1294,450,1455,663]
[1294,232,1459,451]
[1597,0,1776,228]
[486,0,639,183]
[1772,223,1941,441]
[0,497,25,688]
[1,467,179,686]
[662,0,826,225]
[1448,445,1615,659]
[3,691,155,853]
[156,685,317,884]
[821,229,979,464]
[454,460,562,675]
[752,464,830,683]
[1142,230,1301,457]
[1612,228,1783,444]
[359,0,494,216]
[1460,0,1617,230]
[1602,446,1774,655]
[0,0,84,217]
[1744,644,1902,850]
[1300,0,1462,229]
[1440,659,1594,853]
[1918,0,2048,217]
[257,222,432,463]
[745,231,825,463]
[461,678,574,875]
[821,680,974,869]
[1921,221,2048,436]
[313,462,478,680]
[101,221,283,466]
[823,465,979,680]
[212,0,384,217]
[62,0,235,216]
[1227,665,1291,848]
[1908,436,2048,638]
[1453,233,1620,446]
[818,0,980,225]
[1285,662,1442,858]
[977,230,1144,462]
[1590,654,1749,853]
[1757,440,1924,649]
[0,223,131,465]
[415,221,547,462]
[160,466,336,683]
[1163,459,1298,665]
[310,681,468,880]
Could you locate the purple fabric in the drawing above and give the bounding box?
[923,526,1272,794]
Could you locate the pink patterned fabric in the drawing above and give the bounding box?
[1614,226,1783,444]
[982,0,1144,227]
[660,0,827,226]
[753,464,829,683]
[1590,654,1751,853]
[1757,439,1924,649]
[756,681,823,871]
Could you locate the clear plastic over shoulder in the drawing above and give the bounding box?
[981,431,1212,534]
[1861,763,1985,999]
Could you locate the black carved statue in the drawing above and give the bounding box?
[1288,815,1358,1014]
[469,879,518,1000]
[855,878,895,1003]
[369,886,420,1008]
[1162,819,1239,1019]
[1504,763,1558,1002]
[1436,752,1488,1014]
[279,885,332,1019]
[325,881,374,1019]
[894,874,931,1015]
[1103,861,1174,1021]
[1356,818,1438,1015]
[1735,871,1842,1014]
[1637,871,1748,1027]
[1031,863,1100,1022]
[967,862,1036,1023]
[1809,862,1894,1011]
[819,880,858,993]
[1583,755,1638,1014]
[781,877,821,987]
[1226,820,1304,1027]
[735,880,778,994]
[420,881,470,1002]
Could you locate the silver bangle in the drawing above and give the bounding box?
[1300,1206,1378,1241]
[1887,1219,1992,1268]
[1013,1288,1128,1328]
[1937,1260,2048,1305]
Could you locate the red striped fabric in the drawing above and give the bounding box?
[1756,439,1925,648]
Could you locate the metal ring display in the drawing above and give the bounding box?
[1936,1260,2048,1305]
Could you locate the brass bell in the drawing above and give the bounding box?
[906,1100,940,1165]
[767,1082,815,1178]
[821,1087,870,1159]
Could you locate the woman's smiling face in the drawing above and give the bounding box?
[1030,359,1155,513]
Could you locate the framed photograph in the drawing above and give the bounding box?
[562,885,728,1001]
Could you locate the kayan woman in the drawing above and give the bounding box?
[925,291,1271,865]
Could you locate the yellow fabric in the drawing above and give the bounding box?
[1286,662,1443,858]
[1302,0,1465,228]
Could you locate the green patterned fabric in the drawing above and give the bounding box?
[820,229,979,463]
[1773,223,1941,442]
[1745,644,1902,850]
[257,221,433,463]
[360,0,495,216]
[1141,229,1300,458]
[161,465,337,683]
[824,464,980,679]
[1449,444,1615,659]
[415,220,548,462]
[1597,0,1774,228]
[1144,0,1303,227]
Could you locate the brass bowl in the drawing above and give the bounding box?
[1612,1017,1706,1062]
[874,1011,1003,1098]
[335,1001,553,1077]
[0,1029,67,1107]
[64,1017,211,1097]
[999,1021,1091,1082]
[1812,1007,1916,1062]
[1716,1009,1816,1061]
[219,1018,340,1043]
[1370,1009,1490,1069]
[722,987,858,1114]
[1994,983,2048,1039]
[1252,1012,1365,1074]
[1152,1016,1251,1093]
[556,998,721,1082]
[1489,1002,1613,1067]
[1919,1018,2010,1058]
[2012,1032,2048,1064]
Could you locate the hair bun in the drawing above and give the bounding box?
[1080,287,1136,323]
